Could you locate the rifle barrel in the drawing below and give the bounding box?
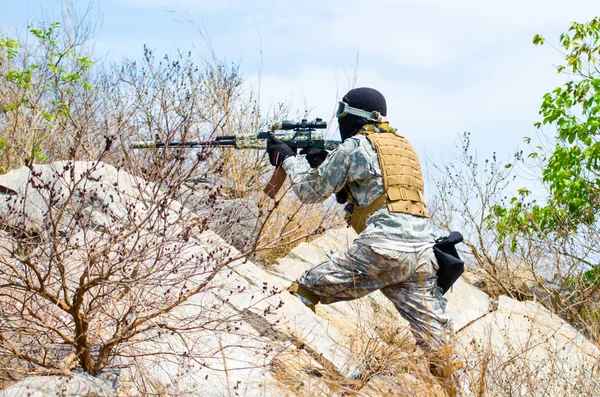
[130,140,236,149]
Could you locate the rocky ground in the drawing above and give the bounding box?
[0,162,598,396]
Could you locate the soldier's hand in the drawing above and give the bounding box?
[267,135,295,166]
[300,148,329,168]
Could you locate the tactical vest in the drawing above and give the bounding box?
[347,123,428,233]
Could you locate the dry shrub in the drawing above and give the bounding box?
[253,187,345,263]
[0,158,236,375]
[428,133,523,300]
[0,7,335,392]
[457,327,600,397]
[268,292,453,397]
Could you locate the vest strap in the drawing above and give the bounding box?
[387,186,422,202]
[350,193,387,234]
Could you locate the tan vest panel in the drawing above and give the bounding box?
[349,131,428,233]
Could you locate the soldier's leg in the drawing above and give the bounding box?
[295,241,409,305]
[379,248,460,394]
[381,277,452,351]
[379,247,452,352]
[381,272,462,397]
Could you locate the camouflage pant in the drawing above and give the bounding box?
[297,241,452,352]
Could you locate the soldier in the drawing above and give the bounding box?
[267,87,458,387]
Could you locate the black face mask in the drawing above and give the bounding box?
[338,114,368,142]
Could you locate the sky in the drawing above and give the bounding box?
[1,0,598,178]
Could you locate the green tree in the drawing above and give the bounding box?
[0,22,94,173]
[490,19,600,333]
[494,17,600,238]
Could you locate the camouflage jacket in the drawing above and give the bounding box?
[281,130,436,242]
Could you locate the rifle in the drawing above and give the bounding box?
[130,118,341,198]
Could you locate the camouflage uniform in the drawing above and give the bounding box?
[282,130,452,352]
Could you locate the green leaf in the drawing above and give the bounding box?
[533,34,546,45]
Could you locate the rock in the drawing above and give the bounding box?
[269,228,600,396]
[270,257,307,281]
[271,228,357,279]
[199,231,362,379]
[203,198,262,252]
[455,295,600,396]
[116,231,362,396]
[183,176,230,197]
[180,180,263,252]
[117,311,285,396]
[459,270,487,289]
[285,227,356,266]
[0,374,114,397]
[445,278,492,331]
[0,161,170,233]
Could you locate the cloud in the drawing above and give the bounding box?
[119,0,295,13]
[118,0,597,70]
[322,0,597,68]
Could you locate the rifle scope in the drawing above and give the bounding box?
[272,118,327,131]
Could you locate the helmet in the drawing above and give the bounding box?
[338,87,387,141]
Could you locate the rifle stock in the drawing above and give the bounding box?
[263,165,287,199]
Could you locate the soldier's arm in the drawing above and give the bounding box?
[281,139,358,203]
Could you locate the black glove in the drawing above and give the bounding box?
[300,148,329,168]
[266,135,295,166]
[335,189,348,204]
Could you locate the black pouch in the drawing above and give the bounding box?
[433,231,464,295]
